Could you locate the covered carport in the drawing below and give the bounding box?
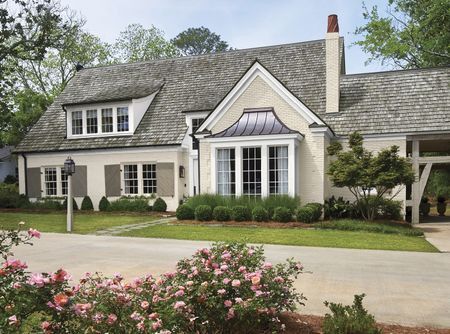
[408,134,450,224]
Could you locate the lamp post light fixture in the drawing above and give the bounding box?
[64,157,76,232]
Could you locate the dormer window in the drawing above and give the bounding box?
[86,110,98,134]
[71,111,83,135]
[101,108,113,133]
[117,107,129,132]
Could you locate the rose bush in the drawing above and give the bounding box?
[1,226,305,333]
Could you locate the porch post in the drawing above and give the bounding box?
[411,140,420,224]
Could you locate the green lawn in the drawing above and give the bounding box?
[0,211,158,234]
[119,224,438,252]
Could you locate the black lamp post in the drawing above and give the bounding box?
[64,157,76,232]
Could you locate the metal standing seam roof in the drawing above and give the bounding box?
[209,108,300,138]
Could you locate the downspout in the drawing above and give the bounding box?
[197,140,201,195]
[22,153,28,196]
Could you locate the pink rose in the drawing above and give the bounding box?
[224,300,232,308]
[141,301,149,309]
[8,315,18,326]
[274,276,284,283]
[175,289,185,297]
[28,228,41,239]
[231,279,241,287]
[227,308,235,320]
[218,289,226,295]
[251,276,261,285]
[107,314,117,324]
[223,278,231,284]
[263,262,272,269]
[174,301,186,309]
[41,321,51,330]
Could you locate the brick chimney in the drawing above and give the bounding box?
[325,14,340,113]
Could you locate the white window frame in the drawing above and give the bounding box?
[208,134,300,197]
[66,101,133,138]
[40,166,67,197]
[268,145,289,195]
[120,162,158,196]
[242,146,262,197]
[216,148,236,196]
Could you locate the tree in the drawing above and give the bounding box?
[354,0,450,69]
[0,0,66,145]
[327,132,415,220]
[114,24,179,63]
[172,26,232,56]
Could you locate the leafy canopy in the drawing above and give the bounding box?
[354,0,450,68]
[327,132,415,220]
[172,26,231,56]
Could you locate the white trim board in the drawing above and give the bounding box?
[197,61,325,133]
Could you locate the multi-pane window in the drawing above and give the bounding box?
[61,168,68,196]
[123,164,139,194]
[242,147,262,197]
[101,108,113,133]
[143,164,157,194]
[192,118,204,149]
[86,109,98,134]
[44,168,58,196]
[117,107,129,132]
[217,149,235,196]
[269,146,289,195]
[71,111,83,135]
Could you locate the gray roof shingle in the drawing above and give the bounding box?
[14,38,450,153]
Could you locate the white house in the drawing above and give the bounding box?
[14,15,450,223]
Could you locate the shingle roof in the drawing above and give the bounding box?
[14,38,450,153]
[209,108,299,138]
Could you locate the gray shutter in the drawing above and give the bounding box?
[26,168,41,198]
[105,164,121,197]
[72,165,87,197]
[156,163,175,197]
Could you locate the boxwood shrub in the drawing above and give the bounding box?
[304,202,323,221]
[296,206,315,223]
[81,196,94,211]
[272,207,292,222]
[252,206,269,222]
[195,205,213,221]
[98,196,110,211]
[232,206,252,222]
[176,204,195,220]
[62,197,78,211]
[153,197,167,212]
[109,197,149,212]
[213,206,232,221]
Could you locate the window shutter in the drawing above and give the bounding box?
[26,168,41,198]
[104,164,121,197]
[156,163,175,197]
[73,165,87,197]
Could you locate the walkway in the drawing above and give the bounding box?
[13,233,450,328]
[93,217,175,236]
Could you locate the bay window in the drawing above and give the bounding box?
[269,146,289,195]
[242,147,261,197]
[217,149,235,196]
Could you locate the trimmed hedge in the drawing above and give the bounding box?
[153,198,167,212]
[81,196,94,211]
[252,206,269,222]
[296,206,315,223]
[304,202,323,221]
[195,205,213,221]
[213,206,232,221]
[232,206,251,222]
[272,207,292,222]
[98,196,110,211]
[176,204,195,220]
[109,197,149,212]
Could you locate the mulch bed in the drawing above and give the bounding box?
[278,313,450,334]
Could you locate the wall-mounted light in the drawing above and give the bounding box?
[179,165,185,178]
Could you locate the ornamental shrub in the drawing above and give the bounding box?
[0,184,29,208]
[80,196,94,211]
[213,206,232,221]
[195,205,213,221]
[232,205,251,222]
[176,204,195,220]
[323,294,381,334]
[324,196,352,220]
[296,206,315,223]
[272,206,292,222]
[252,206,269,222]
[152,197,167,212]
[62,197,78,211]
[98,196,110,211]
[305,202,323,221]
[109,196,149,212]
[3,174,17,184]
[262,195,300,217]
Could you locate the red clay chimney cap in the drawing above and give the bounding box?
[327,14,339,33]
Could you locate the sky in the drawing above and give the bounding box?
[60,0,391,74]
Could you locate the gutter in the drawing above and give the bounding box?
[22,153,28,196]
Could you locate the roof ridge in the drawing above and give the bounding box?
[342,65,450,78]
[80,38,328,72]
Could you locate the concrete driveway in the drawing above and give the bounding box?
[418,222,450,252]
[13,233,450,328]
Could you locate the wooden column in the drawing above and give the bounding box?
[411,140,420,224]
